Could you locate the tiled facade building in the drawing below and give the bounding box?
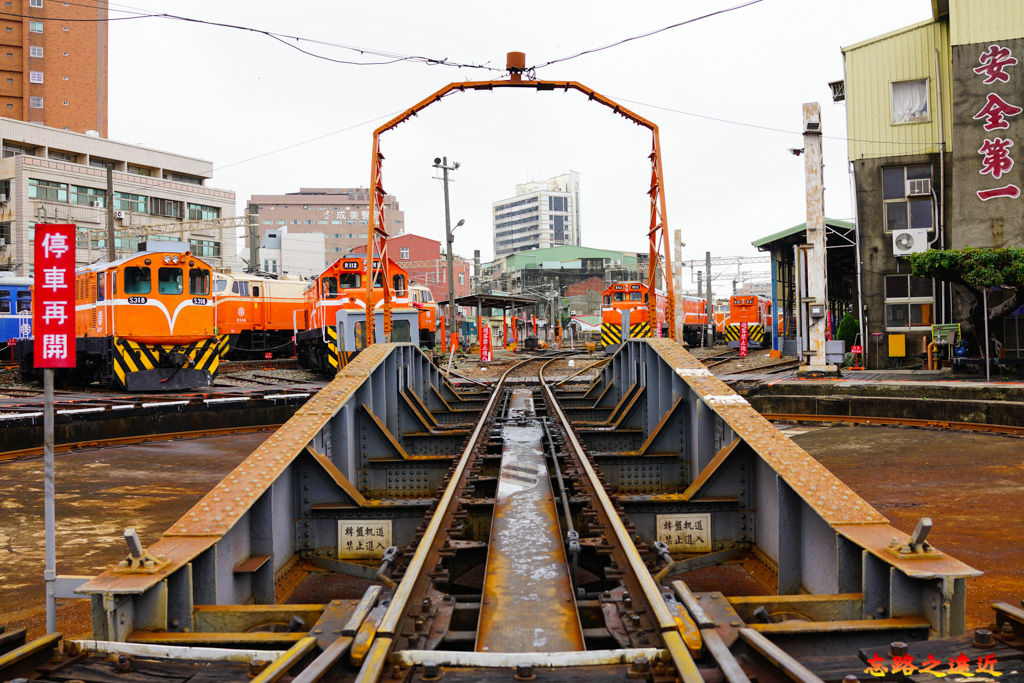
[246,188,405,262]
[0,0,107,135]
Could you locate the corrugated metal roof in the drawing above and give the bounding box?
[498,245,638,270]
[751,219,854,249]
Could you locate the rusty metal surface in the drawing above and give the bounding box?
[649,338,886,525]
[77,346,394,602]
[475,389,584,653]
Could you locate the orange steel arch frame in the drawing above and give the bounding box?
[364,75,676,342]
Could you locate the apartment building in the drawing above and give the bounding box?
[0,118,236,273]
[492,171,580,258]
[246,188,405,262]
[0,0,107,135]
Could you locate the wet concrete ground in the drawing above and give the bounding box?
[0,421,1019,643]
[788,424,1024,630]
[0,431,269,641]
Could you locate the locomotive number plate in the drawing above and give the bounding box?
[192,297,208,305]
[127,296,148,304]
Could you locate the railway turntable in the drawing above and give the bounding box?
[5,339,1019,681]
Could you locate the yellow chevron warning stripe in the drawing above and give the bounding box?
[629,321,651,338]
[724,323,766,345]
[326,326,339,369]
[601,322,622,348]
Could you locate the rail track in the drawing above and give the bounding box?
[354,354,703,681]
[4,341,1021,681]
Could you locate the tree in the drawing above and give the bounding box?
[908,247,1024,353]
[836,313,859,346]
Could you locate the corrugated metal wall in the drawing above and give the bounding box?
[949,0,1024,46]
[843,20,953,161]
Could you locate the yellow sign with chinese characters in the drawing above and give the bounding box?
[656,513,711,553]
[338,520,393,559]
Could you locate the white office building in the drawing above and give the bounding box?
[492,171,580,258]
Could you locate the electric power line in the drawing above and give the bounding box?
[529,0,765,70]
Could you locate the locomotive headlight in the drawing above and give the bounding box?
[163,255,170,264]
[172,255,180,264]
[144,258,151,265]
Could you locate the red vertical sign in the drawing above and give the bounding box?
[738,321,748,358]
[33,224,76,369]
[480,324,492,362]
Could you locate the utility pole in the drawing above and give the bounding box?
[798,102,837,375]
[105,166,115,261]
[704,251,713,346]
[433,157,459,330]
[696,270,703,345]
[673,229,684,342]
[248,205,260,273]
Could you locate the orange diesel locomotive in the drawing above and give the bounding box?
[296,255,419,374]
[408,283,438,347]
[213,272,307,359]
[600,281,708,349]
[17,247,224,391]
[722,294,773,348]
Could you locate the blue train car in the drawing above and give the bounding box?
[0,272,32,348]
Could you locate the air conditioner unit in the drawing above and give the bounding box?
[906,178,931,196]
[114,210,125,220]
[92,200,103,208]
[892,228,929,256]
[0,193,7,203]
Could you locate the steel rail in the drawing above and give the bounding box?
[538,360,703,682]
[764,412,1024,437]
[355,356,548,682]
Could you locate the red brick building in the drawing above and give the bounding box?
[0,0,108,135]
[390,233,471,305]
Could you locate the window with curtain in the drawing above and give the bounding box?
[892,79,929,124]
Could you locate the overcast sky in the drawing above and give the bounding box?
[109,0,932,289]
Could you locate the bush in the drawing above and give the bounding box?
[836,313,859,345]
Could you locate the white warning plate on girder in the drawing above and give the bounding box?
[656,513,711,553]
[338,520,392,558]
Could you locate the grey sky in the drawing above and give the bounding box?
[110,0,932,287]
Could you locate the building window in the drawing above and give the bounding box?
[164,172,202,185]
[458,273,465,285]
[61,26,68,31]
[114,191,147,213]
[29,178,68,202]
[189,238,220,257]
[62,51,68,56]
[48,150,76,162]
[882,165,932,232]
[30,0,42,6]
[187,203,220,220]
[126,164,151,176]
[29,21,42,32]
[29,71,43,84]
[400,247,409,259]
[29,46,43,58]
[891,79,929,124]
[62,76,68,81]
[150,196,183,218]
[885,275,934,330]
[69,185,105,206]
[29,96,43,109]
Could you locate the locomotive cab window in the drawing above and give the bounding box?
[391,320,412,342]
[124,267,151,294]
[231,281,250,296]
[338,273,360,288]
[214,279,228,293]
[322,277,339,299]
[158,267,183,295]
[16,291,30,312]
[614,292,624,302]
[0,292,9,313]
[393,274,407,297]
[603,295,611,305]
[252,285,260,298]
[96,273,104,301]
[372,271,384,287]
[189,268,210,295]
[629,292,643,301]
